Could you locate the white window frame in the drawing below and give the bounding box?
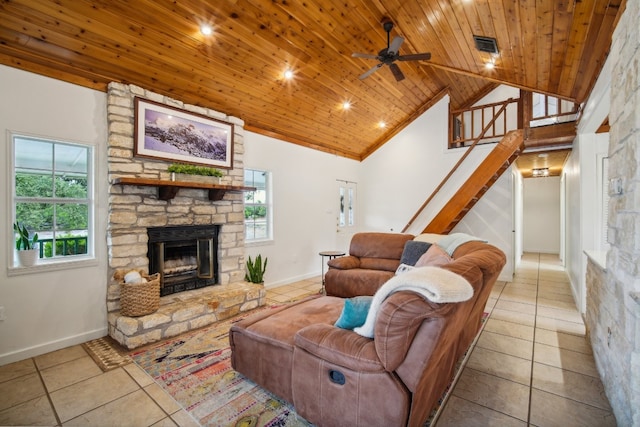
[8,132,97,275]
[244,168,273,245]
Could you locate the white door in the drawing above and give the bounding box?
[336,180,357,253]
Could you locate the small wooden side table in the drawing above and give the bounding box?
[319,250,345,294]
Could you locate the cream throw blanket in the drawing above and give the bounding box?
[353,267,473,338]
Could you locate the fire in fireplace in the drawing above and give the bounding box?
[147,224,220,296]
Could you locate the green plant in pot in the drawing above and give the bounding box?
[13,222,39,267]
[245,254,268,284]
[167,163,223,183]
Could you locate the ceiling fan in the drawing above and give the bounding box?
[352,19,431,82]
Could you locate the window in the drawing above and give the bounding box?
[244,169,271,242]
[11,134,93,267]
[337,180,356,228]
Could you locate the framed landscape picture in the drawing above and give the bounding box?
[134,97,234,169]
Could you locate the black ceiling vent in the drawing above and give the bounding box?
[473,35,499,54]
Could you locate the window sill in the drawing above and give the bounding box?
[245,239,274,248]
[7,256,98,277]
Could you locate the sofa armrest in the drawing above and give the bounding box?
[294,324,385,372]
[327,255,360,270]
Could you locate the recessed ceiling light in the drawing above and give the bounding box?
[284,69,294,80]
[342,101,351,110]
[538,153,549,158]
[200,25,213,36]
[485,61,495,70]
[378,121,386,128]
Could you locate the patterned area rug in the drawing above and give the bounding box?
[131,305,310,427]
[131,304,489,427]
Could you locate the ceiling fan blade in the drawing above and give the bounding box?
[388,36,405,55]
[359,63,384,80]
[352,52,379,60]
[398,52,432,61]
[389,63,405,81]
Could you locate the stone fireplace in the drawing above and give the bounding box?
[104,83,265,349]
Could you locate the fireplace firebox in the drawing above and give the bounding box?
[147,224,220,296]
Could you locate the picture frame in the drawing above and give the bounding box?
[134,97,234,169]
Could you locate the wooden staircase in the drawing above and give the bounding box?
[423,129,524,234]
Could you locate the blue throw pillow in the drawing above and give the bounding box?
[334,296,374,330]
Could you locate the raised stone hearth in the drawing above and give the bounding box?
[109,282,265,349]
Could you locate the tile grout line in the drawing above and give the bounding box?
[33,357,63,427]
[526,252,541,426]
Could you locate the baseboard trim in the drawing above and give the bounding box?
[0,327,108,366]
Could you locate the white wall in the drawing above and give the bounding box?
[564,54,611,314]
[360,89,516,281]
[0,65,109,365]
[243,131,360,287]
[523,176,561,253]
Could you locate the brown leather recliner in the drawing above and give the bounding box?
[229,240,506,427]
[324,232,415,297]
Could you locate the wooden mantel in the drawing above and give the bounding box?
[112,177,256,201]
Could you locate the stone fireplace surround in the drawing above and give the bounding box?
[105,83,264,349]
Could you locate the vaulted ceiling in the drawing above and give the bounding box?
[0,0,624,160]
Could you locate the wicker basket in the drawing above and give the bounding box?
[118,271,161,317]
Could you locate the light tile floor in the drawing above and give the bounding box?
[436,252,617,427]
[0,255,616,426]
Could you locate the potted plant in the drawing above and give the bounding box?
[13,222,39,267]
[167,163,224,184]
[245,254,268,284]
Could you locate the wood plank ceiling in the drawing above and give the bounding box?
[0,0,624,161]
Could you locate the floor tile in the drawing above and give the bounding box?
[452,368,530,421]
[152,417,179,427]
[537,306,584,324]
[476,330,534,360]
[50,368,139,422]
[466,346,532,386]
[145,382,182,414]
[0,395,57,426]
[494,299,537,314]
[123,362,155,387]
[529,388,616,427]
[40,355,103,392]
[34,345,87,370]
[0,358,37,384]
[483,318,534,341]
[170,409,201,427]
[63,389,165,426]
[537,296,578,311]
[534,328,592,355]
[532,363,611,410]
[533,342,599,377]
[0,372,46,411]
[436,395,527,426]
[536,315,586,336]
[489,308,535,327]
[499,289,537,305]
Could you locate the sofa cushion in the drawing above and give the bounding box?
[327,255,360,269]
[437,232,487,255]
[415,244,453,267]
[334,296,373,330]
[400,240,432,266]
[349,232,414,259]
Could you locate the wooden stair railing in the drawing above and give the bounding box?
[423,129,524,234]
[403,98,516,233]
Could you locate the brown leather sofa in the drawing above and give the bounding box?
[324,232,415,297]
[229,240,506,427]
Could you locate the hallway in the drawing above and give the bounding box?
[436,252,616,426]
